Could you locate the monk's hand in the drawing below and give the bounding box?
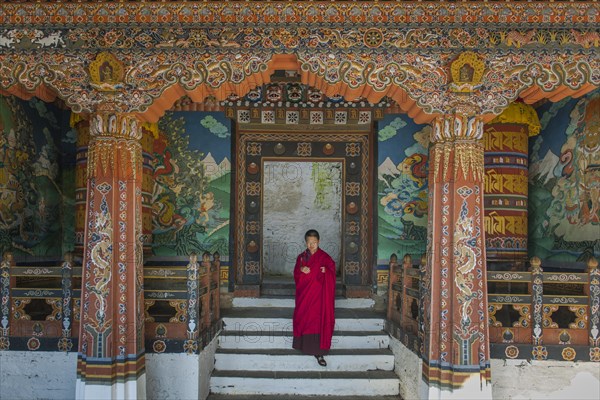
[320,266,325,273]
[301,266,310,274]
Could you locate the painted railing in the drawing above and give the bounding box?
[0,252,79,351]
[144,252,221,354]
[488,257,599,362]
[385,253,425,354]
[386,254,600,362]
[0,251,222,354]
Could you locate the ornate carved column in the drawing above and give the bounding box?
[421,114,492,399]
[484,102,541,263]
[76,112,146,399]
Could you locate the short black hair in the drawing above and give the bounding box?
[304,229,320,241]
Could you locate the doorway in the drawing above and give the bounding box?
[233,129,373,298]
[262,160,343,277]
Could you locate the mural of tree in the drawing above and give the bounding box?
[152,112,231,257]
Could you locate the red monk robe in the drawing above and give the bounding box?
[292,248,336,355]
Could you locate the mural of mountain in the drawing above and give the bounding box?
[378,157,398,180]
[202,152,231,181]
[218,157,231,174]
[530,149,559,184]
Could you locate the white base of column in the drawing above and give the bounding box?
[420,373,492,400]
[76,373,146,400]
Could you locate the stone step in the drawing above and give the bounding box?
[208,395,401,400]
[222,308,385,332]
[219,330,390,350]
[261,287,345,297]
[232,296,375,309]
[215,348,395,372]
[261,282,344,297]
[222,314,384,333]
[209,370,400,396]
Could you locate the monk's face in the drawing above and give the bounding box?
[305,237,319,254]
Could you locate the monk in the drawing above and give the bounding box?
[292,229,336,366]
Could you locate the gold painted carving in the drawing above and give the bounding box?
[450,52,485,93]
[484,129,529,153]
[568,305,587,330]
[454,141,484,181]
[87,138,142,180]
[431,115,485,182]
[484,212,528,236]
[542,305,559,328]
[87,113,143,179]
[169,300,187,323]
[489,102,541,137]
[484,169,528,195]
[513,304,531,328]
[488,304,503,327]
[144,300,155,323]
[89,52,125,91]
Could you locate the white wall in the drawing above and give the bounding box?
[389,339,600,400]
[0,336,218,400]
[491,358,600,400]
[146,336,218,400]
[389,335,421,400]
[0,351,77,400]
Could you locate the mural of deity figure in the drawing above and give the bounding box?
[548,92,600,241]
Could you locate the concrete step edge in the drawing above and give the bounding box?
[219,330,388,337]
[211,370,399,379]
[216,348,393,356]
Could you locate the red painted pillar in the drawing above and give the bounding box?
[421,114,492,399]
[76,112,145,399]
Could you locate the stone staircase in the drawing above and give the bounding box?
[208,281,401,399]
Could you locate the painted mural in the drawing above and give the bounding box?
[529,89,600,261]
[377,114,429,263]
[0,95,75,257]
[152,111,231,257]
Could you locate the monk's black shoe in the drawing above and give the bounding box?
[315,355,327,366]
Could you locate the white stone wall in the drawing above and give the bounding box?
[491,358,600,400]
[388,335,421,400]
[263,161,342,276]
[199,336,218,400]
[389,339,600,400]
[0,351,77,400]
[146,336,218,400]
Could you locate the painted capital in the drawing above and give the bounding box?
[431,114,485,184]
[90,113,142,140]
[87,113,143,181]
[431,114,485,143]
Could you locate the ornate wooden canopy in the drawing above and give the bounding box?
[0,1,598,122]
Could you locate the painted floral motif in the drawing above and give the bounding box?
[152,340,166,353]
[297,143,312,157]
[532,345,548,360]
[505,345,519,359]
[590,347,600,362]
[561,347,576,361]
[245,262,259,275]
[27,337,40,351]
